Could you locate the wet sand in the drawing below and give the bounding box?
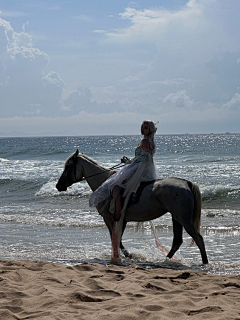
[0,259,239,320]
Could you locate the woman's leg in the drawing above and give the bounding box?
[115,192,122,221]
[112,186,122,221]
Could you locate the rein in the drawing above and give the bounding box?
[74,161,124,182]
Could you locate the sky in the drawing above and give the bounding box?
[0,0,240,136]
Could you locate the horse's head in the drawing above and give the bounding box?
[56,149,83,192]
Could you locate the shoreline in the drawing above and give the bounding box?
[0,259,239,320]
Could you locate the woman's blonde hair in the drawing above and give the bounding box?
[142,120,158,154]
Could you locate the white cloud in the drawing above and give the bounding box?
[74,14,93,23]
[0,10,26,18]
[22,21,29,33]
[163,90,194,108]
[105,0,239,69]
[222,93,240,110]
[93,30,106,34]
[106,0,210,43]
[62,87,122,115]
[0,100,238,136]
[157,78,192,87]
[0,17,65,117]
[1,1,240,135]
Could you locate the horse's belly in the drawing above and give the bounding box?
[125,198,166,222]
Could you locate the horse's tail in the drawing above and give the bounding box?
[189,181,202,246]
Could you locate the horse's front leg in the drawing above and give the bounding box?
[103,212,131,259]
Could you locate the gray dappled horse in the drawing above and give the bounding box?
[56,150,208,264]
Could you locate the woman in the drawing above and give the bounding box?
[89,120,158,219]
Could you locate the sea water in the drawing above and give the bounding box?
[0,134,239,275]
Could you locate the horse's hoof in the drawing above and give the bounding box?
[111,257,121,264]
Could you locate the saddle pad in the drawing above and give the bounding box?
[128,180,155,206]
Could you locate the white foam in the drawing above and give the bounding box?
[35,179,92,197]
[201,184,239,198]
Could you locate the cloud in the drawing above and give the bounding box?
[93,30,106,34]
[0,100,238,136]
[163,90,194,108]
[22,21,29,33]
[62,87,123,115]
[74,14,93,23]
[0,17,64,117]
[222,93,240,110]
[1,1,240,135]
[0,10,26,18]
[91,0,240,120]
[106,0,209,43]
[105,0,240,72]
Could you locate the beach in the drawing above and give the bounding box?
[0,259,240,320]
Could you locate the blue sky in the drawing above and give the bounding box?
[0,0,240,136]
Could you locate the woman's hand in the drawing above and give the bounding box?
[121,157,128,163]
[121,156,131,164]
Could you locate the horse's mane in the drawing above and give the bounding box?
[80,154,118,177]
[64,152,76,169]
[64,152,106,170]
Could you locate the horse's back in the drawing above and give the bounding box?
[155,177,194,214]
[125,177,195,222]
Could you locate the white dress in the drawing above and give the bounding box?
[89,141,158,210]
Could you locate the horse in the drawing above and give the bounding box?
[56,149,208,264]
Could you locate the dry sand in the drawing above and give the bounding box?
[0,259,239,320]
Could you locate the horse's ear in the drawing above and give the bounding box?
[74,149,79,157]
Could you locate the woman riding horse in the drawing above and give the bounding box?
[89,120,159,221]
[56,122,208,264]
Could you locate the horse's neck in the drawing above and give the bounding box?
[79,155,109,191]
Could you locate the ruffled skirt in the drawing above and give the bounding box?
[89,159,158,208]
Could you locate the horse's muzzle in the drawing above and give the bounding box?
[56,182,67,192]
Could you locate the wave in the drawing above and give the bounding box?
[0,158,63,181]
[204,225,240,234]
[201,184,240,203]
[0,179,42,198]
[0,207,104,228]
[35,179,92,197]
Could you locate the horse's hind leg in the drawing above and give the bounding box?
[167,218,183,259]
[184,224,208,264]
[120,220,132,258]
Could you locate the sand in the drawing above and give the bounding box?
[0,259,239,320]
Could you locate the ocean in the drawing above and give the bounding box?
[0,134,239,275]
